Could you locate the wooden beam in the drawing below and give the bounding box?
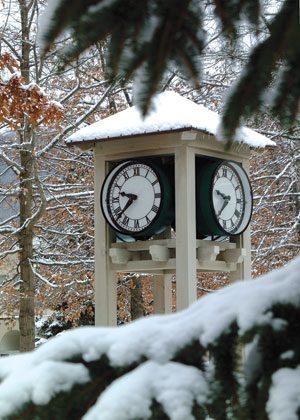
[149,245,170,262]
[111,259,176,272]
[197,260,237,272]
[221,248,247,264]
[109,248,131,264]
[198,245,220,262]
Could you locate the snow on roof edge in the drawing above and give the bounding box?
[66,126,213,146]
[66,92,275,149]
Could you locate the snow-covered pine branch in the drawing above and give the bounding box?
[0,257,300,420]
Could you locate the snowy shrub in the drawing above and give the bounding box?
[0,257,300,420]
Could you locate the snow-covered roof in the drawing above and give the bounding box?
[66,91,275,148]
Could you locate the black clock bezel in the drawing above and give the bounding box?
[100,159,172,238]
[209,160,253,236]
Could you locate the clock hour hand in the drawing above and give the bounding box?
[216,189,231,201]
[120,191,138,200]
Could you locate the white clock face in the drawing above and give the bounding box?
[212,162,252,234]
[101,161,162,234]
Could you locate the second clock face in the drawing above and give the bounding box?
[102,161,163,235]
[211,161,252,235]
[212,163,244,233]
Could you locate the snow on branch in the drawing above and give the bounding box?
[37,80,118,157]
[84,361,209,420]
[31,258,94,267]
[29,260,60,289]
[0,257,300,419]
[0,247,21,258]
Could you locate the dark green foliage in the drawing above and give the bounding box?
[40,0,300,144]
[212,0,260,37]
[147,401,170,420]
[36,317,72,339]
[4,355,141,420]
[221,0,300,147]
[36,302,94,340]
[243,303,300,420]
[41,0,205,115]
[9,303,300,419]
[207,323,243,420]
[173,339,206,370]
[2,261,300,419]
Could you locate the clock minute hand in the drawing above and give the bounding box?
[117,197,135,220]
[218,198,230,216]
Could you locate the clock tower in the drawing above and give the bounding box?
[66,92,274,326]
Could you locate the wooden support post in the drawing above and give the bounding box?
[153,274,173,314]
[94,152,117,326]
[229,158,252,283]
[175,146,197,311]
[229,230,251,282]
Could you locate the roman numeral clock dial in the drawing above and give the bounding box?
[196,160,253,237]
[100,160,174,239]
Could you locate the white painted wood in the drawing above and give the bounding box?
[175,146,197,310]
[111,258,241,273]
[229,158,252,283]
[149,245,170,262]
[221,248,246,264]
[197,239,236,251]
[91,131,251,160]
[109,248,131,264]
[110,238,176,251]
[198,245,220,262]
[111,258,177,272]
[197,260,237,272]
[110,238,237,251]
[181,131,197,140]
[94,153,117,326]
[91,132,253,326]
[229,229,251,282]
[153,274,173,314]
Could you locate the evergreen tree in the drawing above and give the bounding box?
[0,258,300,419]
[39,0,300,146]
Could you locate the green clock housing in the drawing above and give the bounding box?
[196,159,253,237]
[101,159,174,239]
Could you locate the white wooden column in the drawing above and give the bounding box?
[152,274,173,314]
[94,151,117,326]
[229,228,251,282]
[229,158,252,283]
[175,145,197,311]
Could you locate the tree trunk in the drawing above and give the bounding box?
[19,146,35,352]
[18,0,35,352]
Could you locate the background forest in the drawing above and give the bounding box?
[0,0,299,351]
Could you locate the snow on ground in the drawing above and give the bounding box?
[0,256,299,419]
[66,91,275,149]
